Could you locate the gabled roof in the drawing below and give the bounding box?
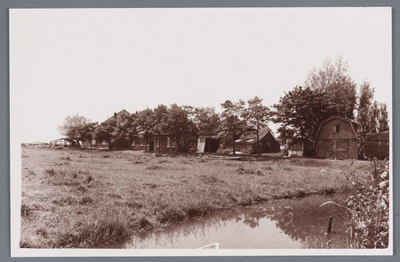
[229,127,277,145]
[241,127,273,140]
[103,109,131,123]
[315,116,358,140]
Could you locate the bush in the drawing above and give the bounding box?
[44,168,56,176]
[345,160,389,249]
[281,147,289,156]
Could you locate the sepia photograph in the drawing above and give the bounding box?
[9,7,392,257]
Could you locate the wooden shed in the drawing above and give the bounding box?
[223,128,281,154]
[364,131,389,159]
[315,116,358,160]
[197,134,220,153]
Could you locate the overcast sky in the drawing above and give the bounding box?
[10,7,392,143]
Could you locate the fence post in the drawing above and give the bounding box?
[327,216,333,233]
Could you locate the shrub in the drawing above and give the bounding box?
[281,147,289,156]
[345,160,389,249]
[44,168,56,176]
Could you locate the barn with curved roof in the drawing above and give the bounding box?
[315,116,358,159]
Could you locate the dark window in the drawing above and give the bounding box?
[333,124,340,133]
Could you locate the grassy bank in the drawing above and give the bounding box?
[20,147,369,248]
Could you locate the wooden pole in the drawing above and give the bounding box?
[327,216,333,233]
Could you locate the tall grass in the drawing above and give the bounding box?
[345,160,389,249]
[20,147,371,248]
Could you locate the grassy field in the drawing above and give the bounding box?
[20,147,369,248]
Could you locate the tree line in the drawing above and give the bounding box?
[58,97,270,155]
[59,56,389,157]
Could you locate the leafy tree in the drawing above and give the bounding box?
[152,104,169,135]
[94,110,136,150]
[273,86,337,152]
[356,80,375,150]
[58,114,96,147]
[220,100,247,155]
[194,107,221,153]
[243,96,270,156]
[136,108,155,151]
[378,103,389,132]
[368,101,380,134]
[150,104,197,153]
[165,104,197,153]
[305,56,357,119]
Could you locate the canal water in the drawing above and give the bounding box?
[123,194,350,249]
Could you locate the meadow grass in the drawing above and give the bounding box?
[20,147,369,248]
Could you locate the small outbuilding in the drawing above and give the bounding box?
[315,116,358,159]
[197,133,220,153]
[364,131,389,159]
[49,138,71,148]
[223,128,281,154]
[285,138,314,157]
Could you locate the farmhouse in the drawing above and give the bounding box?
[80,109,146,150]
[315,116,358,159]
[152,133,195,153]
[80,139,110,150]
[222,128,281,154]
[49,138,70,148]
[364,131,389,159]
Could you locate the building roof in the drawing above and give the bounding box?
[103,109,131,123]
[231,127,276,145]
[241,127,273,140]
[315,116,358,140]
[366,131,389,141]
[50,138,69,142]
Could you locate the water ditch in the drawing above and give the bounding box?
[109,194,351,249]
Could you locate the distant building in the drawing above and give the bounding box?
[80,139,109,150]
[197,133,219,153]
[152,133,195,153]
[49,138,70,148]
[364,131,389,159]
[315,116,358,159]
[222,128,281,154]
[285,138,314,157]
[80,109,145,150]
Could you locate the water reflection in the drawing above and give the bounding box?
[268,194,349,249]
[124,194,350,249]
